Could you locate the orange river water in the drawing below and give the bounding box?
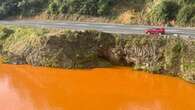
[0,64,195,110]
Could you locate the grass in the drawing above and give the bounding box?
[0,25,49,52]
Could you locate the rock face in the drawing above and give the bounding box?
[25,31,115,68]
[0,29,115,68]
[0,26,195,83]
[108,36,195,83]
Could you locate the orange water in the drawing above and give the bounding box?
[0,64,195,110]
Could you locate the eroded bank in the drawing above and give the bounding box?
[0,25,195,82]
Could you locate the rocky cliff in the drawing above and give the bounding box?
[0,25,195,83]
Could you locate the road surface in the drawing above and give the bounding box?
[0,20,194,37]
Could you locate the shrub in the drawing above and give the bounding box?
[70,0,98,15]
[0,0,47,18]
[18,0,48,16]
[47,1,59,14]
[0,6,7,19]
[176,0,195,5]
[0,0,19,18]
[148,1,179,23]
[190,16,195,26]
[47,0,117,16]
[177,5,195,25]
[59,2,68,14]
[97,0,114,15]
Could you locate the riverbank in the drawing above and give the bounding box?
[0,25,195,83]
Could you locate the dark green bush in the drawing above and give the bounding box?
[0,0,47,19]
[48,1,59,14]
[97,0,118,15]
[0,6,7,19]
[59,2,68,14]
[0,0,18,18]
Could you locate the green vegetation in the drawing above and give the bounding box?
[47,0,117,16]
[147,0,195,25]
[0,0,195,26]
[0,0,47,18]
[0,0,117,18]
[177,5,195,25]
[147,1,179,23]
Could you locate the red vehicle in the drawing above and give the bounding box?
[145,28,165,35]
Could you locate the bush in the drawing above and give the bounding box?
[177,5,195,25]
[48,1,59,14]
[47,0,117,16]
[176,0,195,5]
[97,0,115,15]
[0,0,117,18]
[0,0,19,18]
[59,2,68,14]
[148,1,179,23]
[0,0,47,18]
[69,0,98,15]
[0,6,7,19]
[190,16,195,26]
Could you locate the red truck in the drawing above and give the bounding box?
[144,28,165,35]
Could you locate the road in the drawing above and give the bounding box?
[0,20,194,37]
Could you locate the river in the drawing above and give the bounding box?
[0,64,195,110]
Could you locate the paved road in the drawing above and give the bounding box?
[0,20,195,37]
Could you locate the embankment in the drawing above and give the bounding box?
[0,25,195,83]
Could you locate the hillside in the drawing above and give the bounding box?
[0,0,195,26]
